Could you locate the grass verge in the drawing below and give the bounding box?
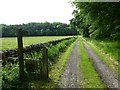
[83,38,119,77]
[28,38,78,88]
[79,38,106,88]
[84,38,119,62]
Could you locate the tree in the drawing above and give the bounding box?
[1,22,77,37]
[72,2,120,40]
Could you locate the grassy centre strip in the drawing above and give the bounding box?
[79,39,106,88]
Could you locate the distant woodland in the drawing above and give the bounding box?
[0,22,78,37]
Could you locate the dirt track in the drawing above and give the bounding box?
[58,40,81,88]
[84,41,119,89]
[58,38,119,89]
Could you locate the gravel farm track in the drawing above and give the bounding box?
[58,39,81,88]
[58,38,119,89]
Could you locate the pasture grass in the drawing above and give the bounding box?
[83,38,119,76]
[1,36,72,50]
[29,38,78,88]
[79,38,106,88]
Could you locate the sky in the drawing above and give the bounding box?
[0,0,74,25]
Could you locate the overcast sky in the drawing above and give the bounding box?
[0,0,74,25]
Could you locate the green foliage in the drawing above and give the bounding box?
[48,38,76,62]
[71,2,120,40]
[1,22,77,37]
[48,46,59,61]
[2,64,20,88]
[47,39,71,68]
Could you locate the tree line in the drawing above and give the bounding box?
[71,2,120,41]
[1,22,78,37]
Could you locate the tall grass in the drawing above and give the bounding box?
[79,39,106,88]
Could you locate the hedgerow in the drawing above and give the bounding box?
[2,37,77,89]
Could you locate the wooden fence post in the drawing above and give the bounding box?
[17,29,25,81]
[42,47,48,80]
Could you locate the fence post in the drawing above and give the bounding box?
[42,46,48,80]
[17,29,25,81]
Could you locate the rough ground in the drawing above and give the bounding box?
[58,39,82,88]
[58,38,119,89]
[83,42,119,89]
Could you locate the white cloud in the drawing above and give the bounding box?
[0,0,74,25]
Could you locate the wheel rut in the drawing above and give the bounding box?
[57,38,119,89]
[83,41,119,89]
[58,39,81,88]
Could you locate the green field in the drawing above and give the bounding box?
[0,36,72,50]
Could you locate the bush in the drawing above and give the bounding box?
[2,64,19,88]
[48,38,76,62]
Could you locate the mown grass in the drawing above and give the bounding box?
[83,38,119,77]
[79,38,106,88]
[0,36,72,50]
[25,38,78,88]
